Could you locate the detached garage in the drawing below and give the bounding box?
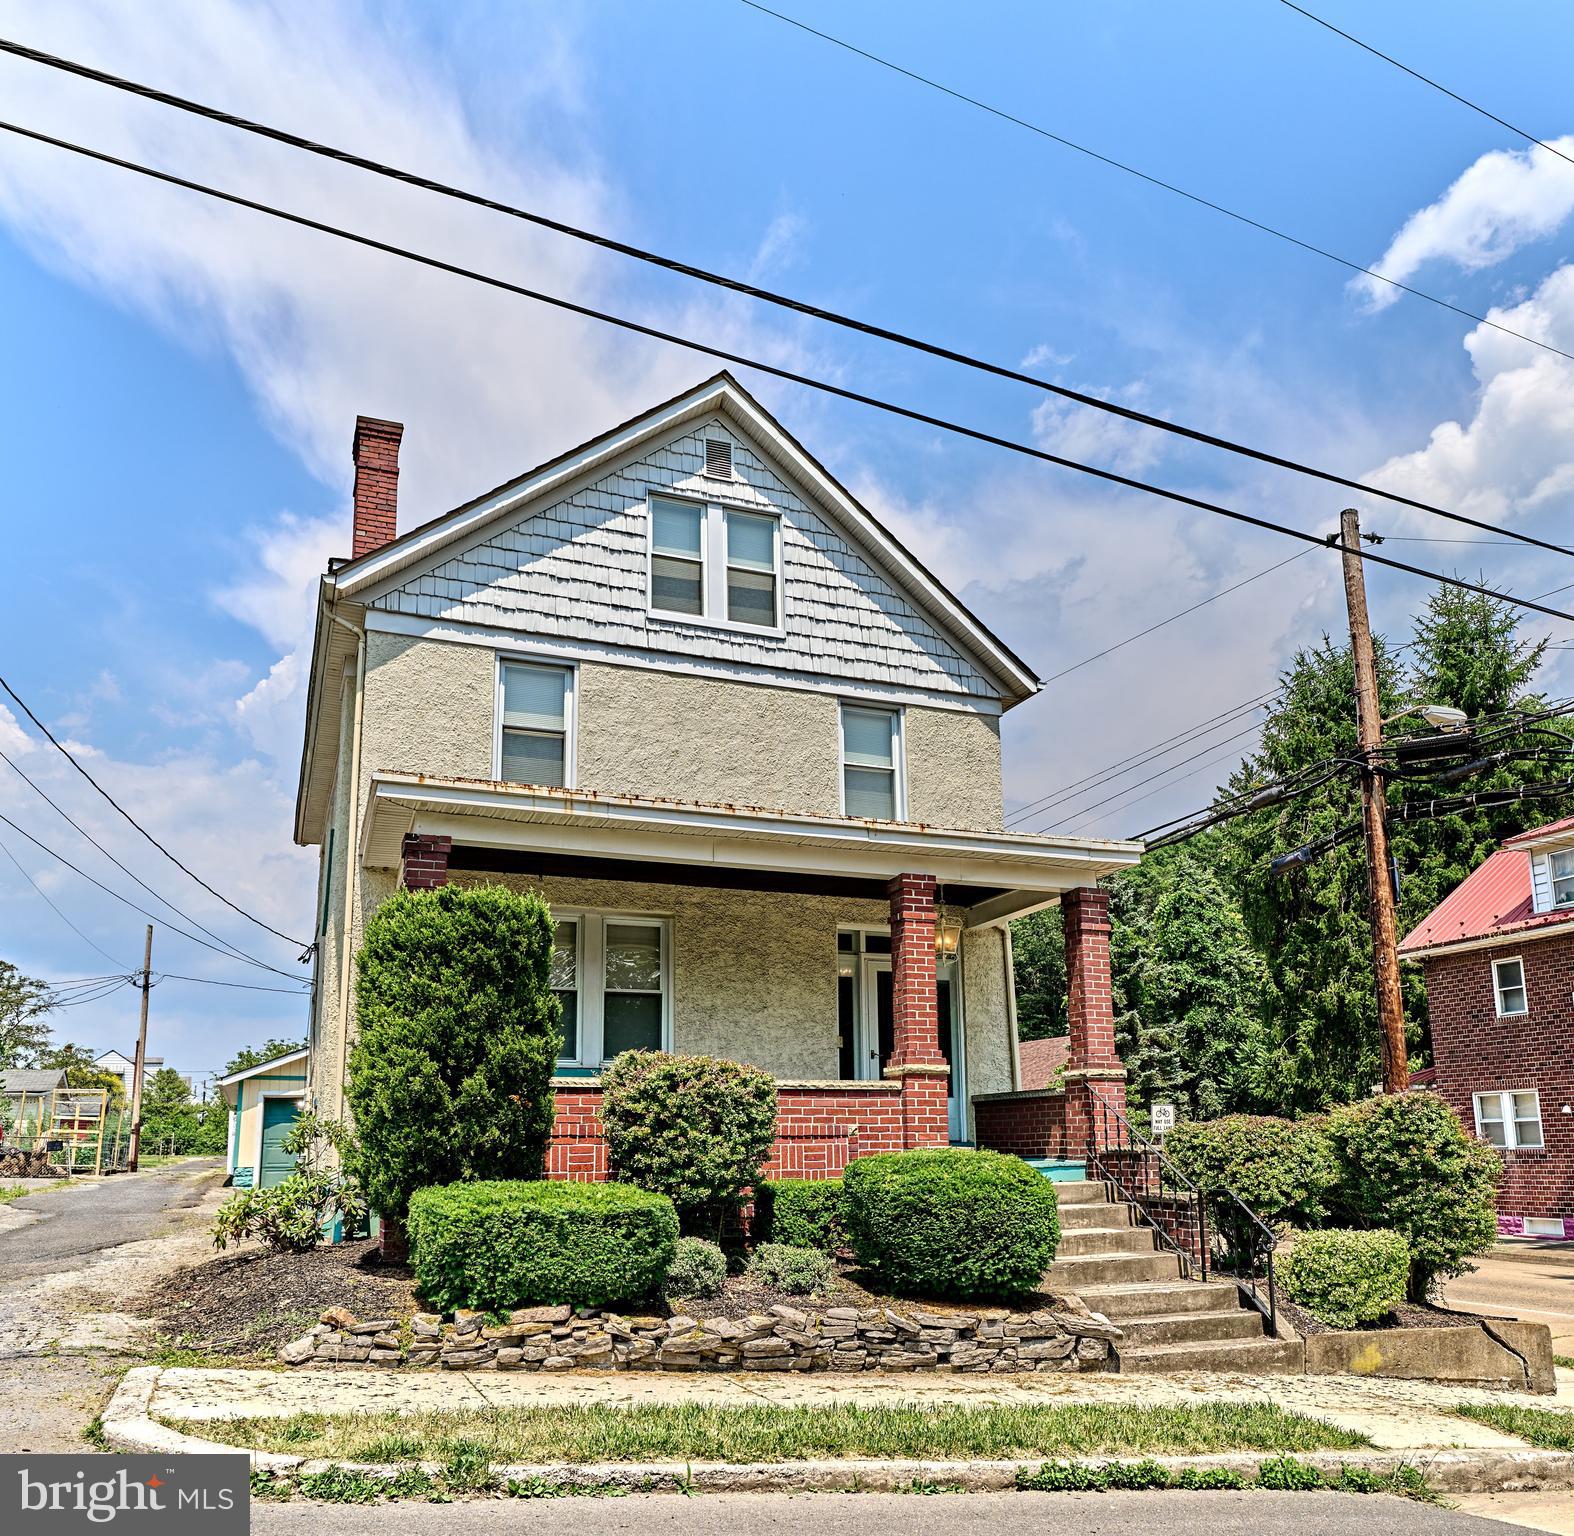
[218,1048,307,1189]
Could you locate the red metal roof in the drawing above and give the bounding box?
[1399,846,1574,954]
[1504,814,1574,847]
[1018,1036,1070,1090]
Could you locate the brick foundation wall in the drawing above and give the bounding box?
[1424,935,1574,1237]
[974,1089,1069,1159]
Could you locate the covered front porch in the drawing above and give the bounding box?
[360,771,1141,1177]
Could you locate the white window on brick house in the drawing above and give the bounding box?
[1473,1089,1543,1149]
[551,919,580,1065]
[545,912,670,1068]
[647,495,782,631]
[841,704,903,820]
[497,659,573,787]
[1551,849,1574,908]
[1492,956,1528,1016]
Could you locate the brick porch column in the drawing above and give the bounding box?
[1061,884,1126,1156]
[885,873,950,1148]
[400,833,452,891]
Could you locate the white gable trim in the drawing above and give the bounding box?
[364,609,1003,716]
[332,375,1038,704]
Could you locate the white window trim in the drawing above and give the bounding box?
[1473,1088,1543,1150]
[493,653,577,789]
[645,493,784,637]
[548,908,672,1068]
[1492,954,1529,1017]
[838,702,907,821]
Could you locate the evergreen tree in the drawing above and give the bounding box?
[1009,907,1066,1040]
[139,1067,199,1151]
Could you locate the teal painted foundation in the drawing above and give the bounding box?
[1025,1158,1087,1183]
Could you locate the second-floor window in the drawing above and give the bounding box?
[648,495,781,630]
[1551,849,1574,907]
[1492,956,1528,1016]
[842,703,902,820]
[499,659,572,787]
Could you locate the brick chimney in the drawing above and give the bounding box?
[351,416,404,558]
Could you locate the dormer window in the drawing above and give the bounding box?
[1550,848,1574,907]
[647,495,782,632]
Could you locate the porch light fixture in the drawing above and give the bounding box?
[934,913,963,958]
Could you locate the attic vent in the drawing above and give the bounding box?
[704,438,734,479]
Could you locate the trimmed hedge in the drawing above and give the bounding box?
[844,1148,1059,1299]
[1280,1228,1410,1330]
[664,1237,727,1300]
[754,1178,847,1252]
[599,1052,777,1232]
[750,1241,835,1296]
[1326,1092,1499,1300]
[406,1180,678,1312]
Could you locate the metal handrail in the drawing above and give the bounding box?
[1084,1095,1278,1337]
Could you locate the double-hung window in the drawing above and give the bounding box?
[1474,1089,1543,1149]
[1551,849,1574,908]
[841,704,902,819]
[648,495,781,630]
[548,912,669,1069]
[498,660,572,787]
[1492,956,1528,1017]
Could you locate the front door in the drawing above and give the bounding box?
[258,1097,301,1189]
[857,957,964,1141]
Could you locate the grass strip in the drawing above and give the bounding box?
[192,1400,1367,1465]
[1457,1402,1574,1450]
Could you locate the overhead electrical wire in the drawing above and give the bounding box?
[1,120,1570,630]
[154,972,312,996]
[1278,2,1574,170]
[0,38,1569,560]
[0,832,130,970]
[0,672,307,949]
[731,1,1574,371]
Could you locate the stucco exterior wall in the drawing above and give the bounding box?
[905,706,1003,830]
[961,923,1014,1107]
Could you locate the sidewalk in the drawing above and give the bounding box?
[149,1361,1574,1455]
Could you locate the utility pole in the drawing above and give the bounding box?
[127,925,153,1171]
[1339,508,1410,1094]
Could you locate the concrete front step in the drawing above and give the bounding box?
[1045,1249,1182,1287]
[1113,1308,1267,1347]
[1049,1179,1111,1206]
[1114,1334,1302,1375]
[1057,1200,1132,1231]
[1055,1225,1156,1258]
[1071,1278,1243,1321]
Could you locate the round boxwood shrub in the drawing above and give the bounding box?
[664,1237,727,1300]
[1280,1228,1410,1330]
[751,1241,835,1296]
[1325,1091,1499,1301]
[406,1179,678,1312]
[754,1178,847,1253]
[599,1051,777,1233]
[1163,1114,1337,1267]
[843,1148,1059,1299]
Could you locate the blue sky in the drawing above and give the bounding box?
[2,0,1573,1080]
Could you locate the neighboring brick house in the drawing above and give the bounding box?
[293,374,1141,1182]
[1400,816,1574,1239]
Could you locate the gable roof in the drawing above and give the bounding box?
[1,1068,66,1095]
[1399,844,1574,957]
[331,372,1039,701]
[216,1047,308,1089]
[1502,815,1574,851]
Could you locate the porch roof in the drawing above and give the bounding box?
[362,771,1141,923]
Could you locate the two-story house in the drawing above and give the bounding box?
[293,373,1140,1181]
[1401,816,1574,1239]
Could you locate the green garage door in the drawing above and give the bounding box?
[259,1098,302,1189]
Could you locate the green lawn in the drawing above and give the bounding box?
[190,1400,1369,1465]
[1457,1403,1574,1450]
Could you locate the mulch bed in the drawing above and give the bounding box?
[1280,1296,1485,1337]
[681,1265,1072,1321]
[131,1240,419,1356]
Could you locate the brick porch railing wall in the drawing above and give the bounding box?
[972,1088,1069,1159]
[1424,937,1574,1238]
[546,1081,907,1184]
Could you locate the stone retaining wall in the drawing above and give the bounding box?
[278,1297,1120,1374]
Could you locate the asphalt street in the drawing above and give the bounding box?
[248,1490,1533,1534]
[1444,1243,1574,1358]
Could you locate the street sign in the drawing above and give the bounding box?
[1149,1102,1176,1138]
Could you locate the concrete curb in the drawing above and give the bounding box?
[102,1368,1574,1494]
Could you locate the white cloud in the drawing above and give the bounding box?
[1354,136,1574,311]
[1030,381,1167,477]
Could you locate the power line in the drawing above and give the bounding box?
[0,672,307,948]
[0,746,293,973]
[153,972,311,996]
[0,37,1569,561]
[1040,549,1313,689]
[732,1,1574,371]
[1279,2,1574,170]
[0,832,129,969]
[3,119,1571,628]
[0,808,302,980]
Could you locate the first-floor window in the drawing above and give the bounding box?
[1474,1089,1543,1149]
[548,912,668,1068]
